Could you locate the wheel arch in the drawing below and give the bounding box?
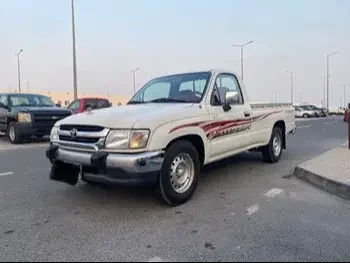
[273,120,286,149]
[164,134,206,166]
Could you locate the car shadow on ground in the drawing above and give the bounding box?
[0,134,49,145]
[54,152,264,211]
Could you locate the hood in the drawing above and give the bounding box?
[15,106,71,114]
[56,103,202,129]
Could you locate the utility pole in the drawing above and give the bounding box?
[232,40,254,81]
[285,70,294,105]
[326,52,339,110]
[130,68,139,95]
[14,49,23,93]
[71,0,78,100]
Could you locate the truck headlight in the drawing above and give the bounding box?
[105,129,150,150]
[129,130,150,149]
[18,113,32,123]
[50,126,59,142]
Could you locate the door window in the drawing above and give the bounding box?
[68,100,80,110]
[211,74,244,106]
[85,99,98,109]
[96,99,110,108]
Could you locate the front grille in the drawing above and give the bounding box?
[57,124,108,152]
[60,125,104,132]
[59,135,100,144]
[33,113,70,129]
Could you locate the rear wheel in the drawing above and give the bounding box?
[7,122,22,144]
[156,140,200,206]
[303,114,309,118]
[261,127,283,163]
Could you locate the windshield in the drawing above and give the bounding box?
[128,72,211,104]
[9,94,56,107]
[301,106,312,110]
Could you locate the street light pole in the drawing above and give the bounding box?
[14,49,23,93]
[326,52,339,110]
[285,70,294,105]
[232,40,254,81]
[130,68,139,95]
[323,76,327,108]
[71,0,78,100]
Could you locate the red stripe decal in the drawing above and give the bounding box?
[168,110,283,139]
[169,121,206,134]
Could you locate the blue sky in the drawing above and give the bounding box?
[1,0,349,106]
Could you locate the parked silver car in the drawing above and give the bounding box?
[302,105,323,117]
[294,106,316,118]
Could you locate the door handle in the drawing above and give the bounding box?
[244,111,251,117]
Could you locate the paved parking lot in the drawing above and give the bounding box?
[0,133,49,151]
[0,117,349,261]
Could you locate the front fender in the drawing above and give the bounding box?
[147,123,210,164]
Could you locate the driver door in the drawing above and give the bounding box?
[208,74,252,158]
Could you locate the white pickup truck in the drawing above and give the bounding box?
[46,69,296,206]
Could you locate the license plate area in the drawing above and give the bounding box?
[62,161,83,180]
[50,161,81,185]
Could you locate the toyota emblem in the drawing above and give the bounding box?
[70,128,78,138]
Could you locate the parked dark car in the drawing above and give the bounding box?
[0,93,71,144]
[318,107,328,117]
[67,97,112,114]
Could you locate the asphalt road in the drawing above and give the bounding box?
[0,117,349,262]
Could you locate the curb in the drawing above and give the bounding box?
[294,166,350,200]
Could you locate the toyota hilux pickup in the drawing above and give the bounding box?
[0,93,71,144]
[46,69,296,206]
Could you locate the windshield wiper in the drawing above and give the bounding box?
[149,98,187,103]
[128,101,146,105]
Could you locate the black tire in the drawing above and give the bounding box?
[303,114,309,118]
[156,140,200,206]
[261,127,283,163]
[7,122,22,144]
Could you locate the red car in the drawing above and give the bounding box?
[345,109,349,122]
[67,97,111,114]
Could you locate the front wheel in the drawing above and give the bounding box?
[303,114,309,118]
[156,140,200,206]
[261,127,283,163]
[7,122,22,144]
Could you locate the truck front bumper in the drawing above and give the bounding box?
[46,144,164,186]
[16,123,52,137]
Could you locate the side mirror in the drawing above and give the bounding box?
[55,104,61,107]
[223,91,239,111]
